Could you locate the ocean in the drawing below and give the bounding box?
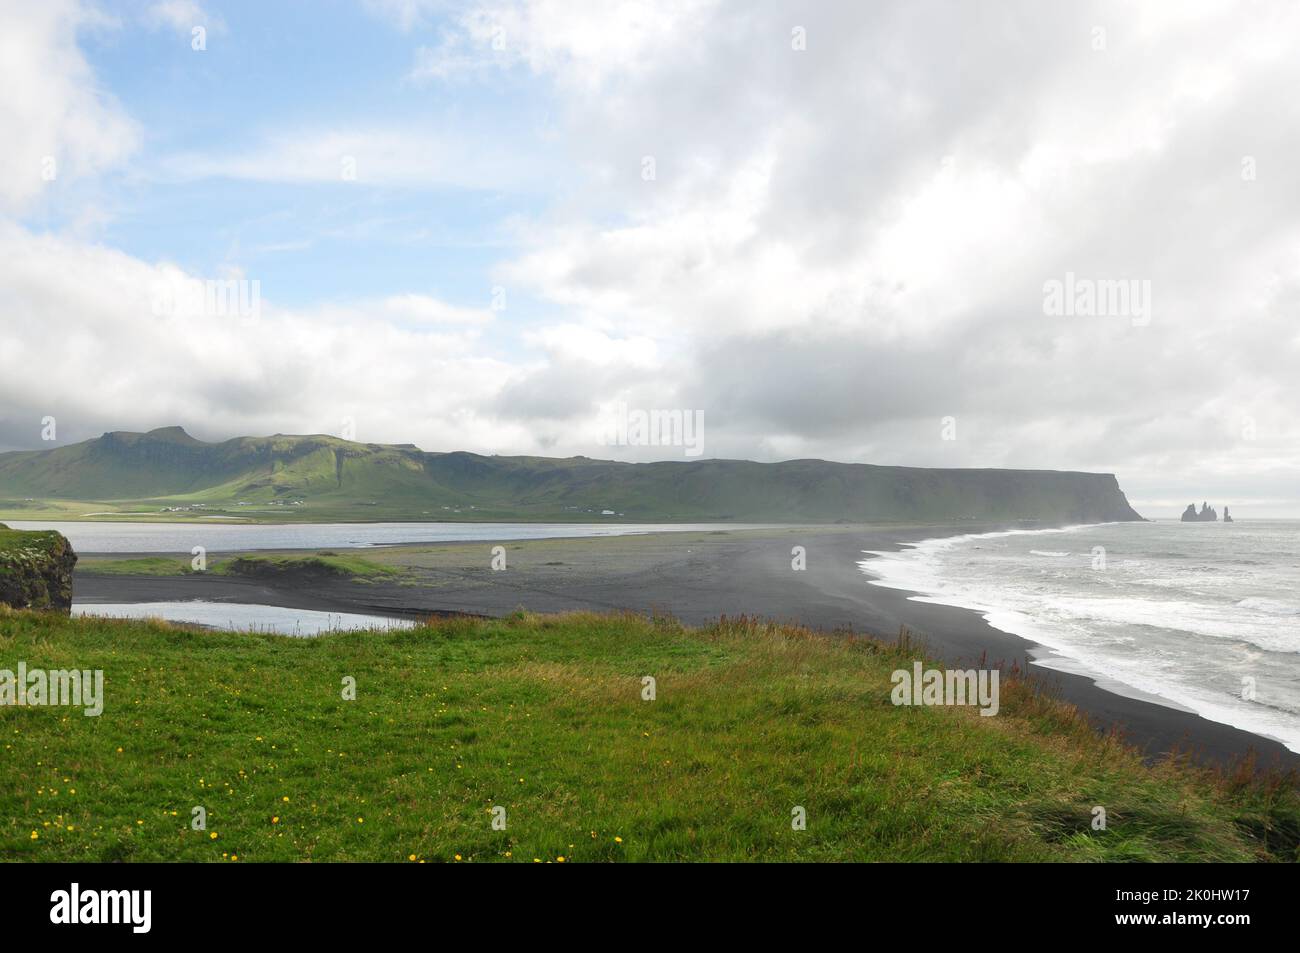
[860,520,1300,752]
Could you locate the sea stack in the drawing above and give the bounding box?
[1180,502,1219,522]
[1224,507,1234,523]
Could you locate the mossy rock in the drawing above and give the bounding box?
[0,525,78,613]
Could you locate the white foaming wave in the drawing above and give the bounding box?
[1043,596,1300,655]
[857,524,1300,752]
[1236,597,1300,616]
[906,591,1300,750]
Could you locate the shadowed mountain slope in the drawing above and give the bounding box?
[0,427,1144,523]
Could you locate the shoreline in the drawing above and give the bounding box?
[72,521,1300,773]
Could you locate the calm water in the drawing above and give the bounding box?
[73,601,415,636]
[860,520,1300,751]
[5,520,758,554]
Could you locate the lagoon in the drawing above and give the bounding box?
[73,600,415,636]
[5,520,760,554]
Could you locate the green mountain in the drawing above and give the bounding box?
[0,427,1144,523]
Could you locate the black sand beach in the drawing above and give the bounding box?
[74,523,1300,772]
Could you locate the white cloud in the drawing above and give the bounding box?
[154,126,550,192]
[0,0,138,214]
[143,1,224,35]
[0,223,524,454]
[5,0,1300,514]
[474,0,1300,510]
[377,294,495,326]
[408,0,717,87]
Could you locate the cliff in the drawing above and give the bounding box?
[0,524,78,613]
[0,427,1145,523]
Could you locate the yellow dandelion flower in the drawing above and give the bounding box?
[210,832,218,839]
[614,836,623,843]
[408,854,416,862]
[557,856,566,863]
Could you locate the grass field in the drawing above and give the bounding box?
[77,552,398,580]
[1,608,1296,862]
[0,497,599,524]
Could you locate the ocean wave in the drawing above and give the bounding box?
[858,521,1300,751]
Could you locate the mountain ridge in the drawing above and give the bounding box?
[0,427,1145,523]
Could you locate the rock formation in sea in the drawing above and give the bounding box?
[0,523,77,613]
[1180,502,1219,522]
[1224,507,1233,523]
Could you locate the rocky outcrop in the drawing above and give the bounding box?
[0,524,77,613]
[1181,502,1219,522]
[1224,507,1233,523]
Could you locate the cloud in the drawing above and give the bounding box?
[408,0,720,88]
[0,223,522,454]
[5,0,1300,514]
[377,294,495,326]
[142,1,224,36]
[154,126,551,192]
[0,0,138,214]
[461,0,1300,512]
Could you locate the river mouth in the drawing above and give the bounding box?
[73,600,415,636]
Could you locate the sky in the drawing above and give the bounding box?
[1,0,1298,517]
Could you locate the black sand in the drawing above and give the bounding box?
[74,522,1300,772]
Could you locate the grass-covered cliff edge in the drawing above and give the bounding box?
[0,427,1143,523]
[1,610,1293,862]
[0,524,76,612]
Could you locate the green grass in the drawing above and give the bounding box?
[0,427,1143,523]
[74,556,196,576]
[1,609,1295,862]
[216,553,398,580]
[77,552,397,580]
[0,527,67,559]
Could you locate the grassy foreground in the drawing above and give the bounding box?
[1,608,1296,862]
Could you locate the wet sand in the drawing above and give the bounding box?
[74,522,1300,772]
